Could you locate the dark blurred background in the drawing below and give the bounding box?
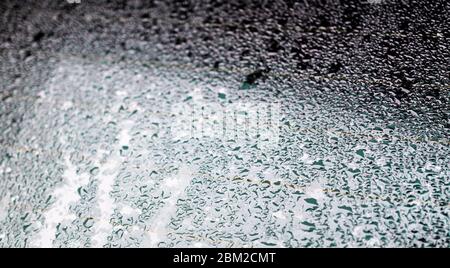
[1,0,448,97]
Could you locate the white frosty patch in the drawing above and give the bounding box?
[31,156,89,248]
[0,192,10,222]
[272,210,287,220]
[119,204,141,217]
[352,226,364,237]
[61,101,73,110]
[424,162,442,172]
[118,120,134,146]
[305,181,326,200]
[90,155,120,247]
[91,120,134,248]
[115,90,128,97]
[300,153,314,165]
[143,165,196,247]
[3,167,12,174]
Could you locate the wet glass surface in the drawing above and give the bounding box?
[0,0,448,247]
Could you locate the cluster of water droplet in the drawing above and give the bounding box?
[0,0,448,247]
